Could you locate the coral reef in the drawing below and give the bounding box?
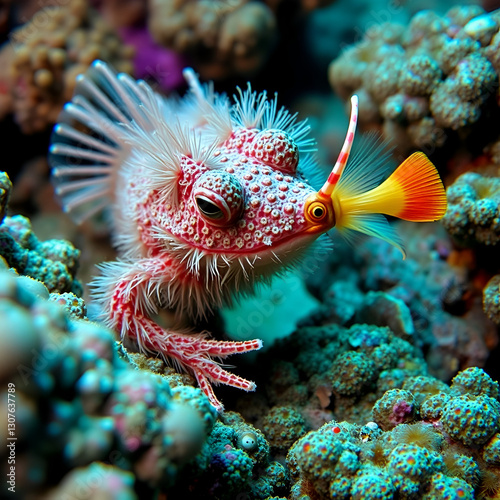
[328,5,500,157]
[0,2,499,498]
[236,321,428,429]
[0,0,133,133]
[0,172,82,294]
[286,367,500,499]
[302,222,497,382]
[484,274,500,324]
[169,411,289,499]
[443,171,500,246]
[148,0,277,79]
[0,265,216,497]
[45,462,138,499]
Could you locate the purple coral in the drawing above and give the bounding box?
[372,389,417,430]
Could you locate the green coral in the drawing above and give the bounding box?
[441,394,500,446]
[422,473,474,499]
[450,366,499,398]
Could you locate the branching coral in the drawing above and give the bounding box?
[329,5,500,156]
[148,0,276,79]
[0,0,133,133]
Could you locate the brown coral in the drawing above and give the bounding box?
[148,0,276,80]
[442,171,500,246]
[483,274,500,324]
[328,5,500,156]
[0,0,133,134]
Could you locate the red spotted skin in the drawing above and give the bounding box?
[103,125,319,412]
[50,63,325,412]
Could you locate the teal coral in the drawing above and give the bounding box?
[422,473,474,499]
[441,395,500,446]
[451,366,500,398]
[0,267,215,497]
[0,214,81,294]
[0,172,82,295]
[483,433,500,465]
[350,466,393,500]
[285,367,500,499]
[330,351,377,397]
[47,462,137,499]
[263,405,307,451]
[483,274,500,324]
[49,292,87,319]
[172,412,289,499]
[372,389,417,431]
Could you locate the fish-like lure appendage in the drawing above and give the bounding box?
[49,62,447,410]
[303,95,447,257]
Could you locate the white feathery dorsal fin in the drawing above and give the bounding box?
[50,61,219,222]
[182,67,233,144]
[232,84,315,153]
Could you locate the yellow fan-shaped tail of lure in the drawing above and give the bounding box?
[315,95,447,258]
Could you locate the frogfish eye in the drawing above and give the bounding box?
[195,196,224,219]
[192,171,244,227]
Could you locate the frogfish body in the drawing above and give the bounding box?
[50,61,447,411]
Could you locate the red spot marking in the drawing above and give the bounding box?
[303,442,311,453]
[337,151,348,166]
[327,172,340,186]
[347,132,354,143]
[332,426,341,434]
